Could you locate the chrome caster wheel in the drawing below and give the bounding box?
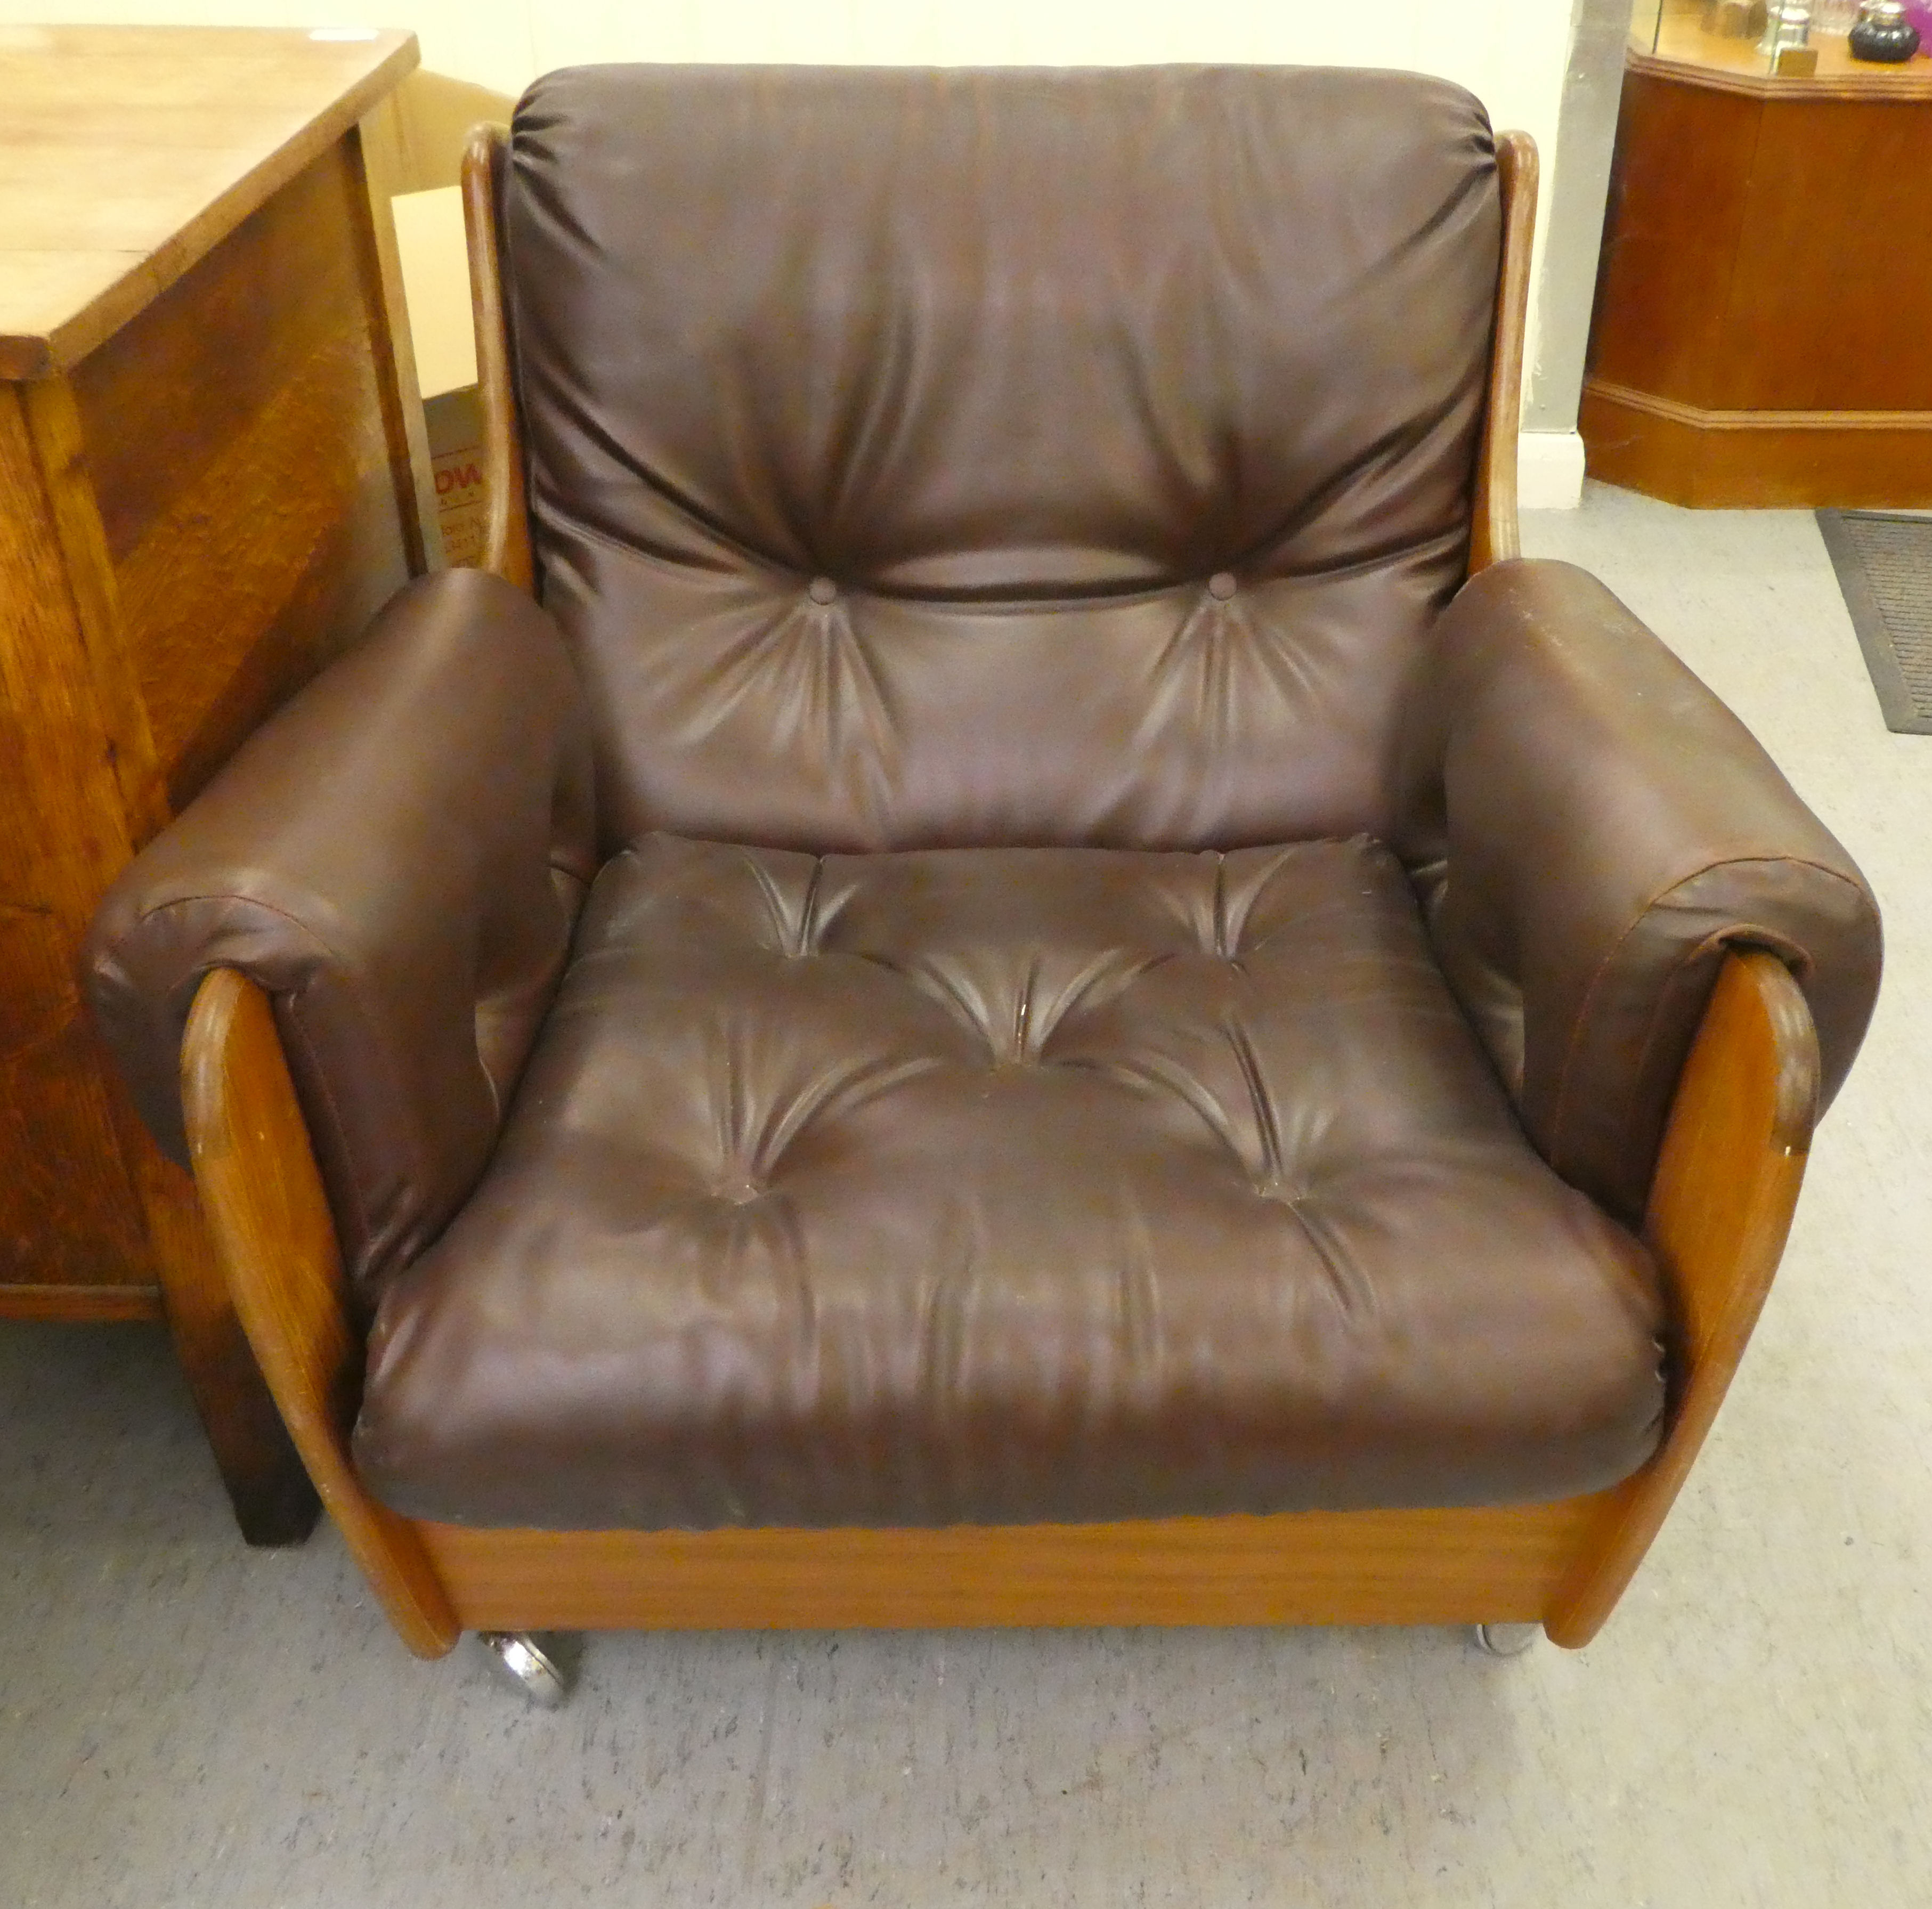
[475,1631,576,1708]
[1472,1622,1540,1658]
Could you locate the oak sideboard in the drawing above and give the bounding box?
[0,25,437,1540]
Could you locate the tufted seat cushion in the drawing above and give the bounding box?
[352,833,1666,1531]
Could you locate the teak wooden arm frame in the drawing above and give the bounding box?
[175,125,1815,1658]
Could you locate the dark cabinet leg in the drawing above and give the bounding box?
[164,1291,322,1546]
[136,1148,321,1546]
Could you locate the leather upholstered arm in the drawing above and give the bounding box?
[1398,558,1881,1226]
[85,570,595,1299]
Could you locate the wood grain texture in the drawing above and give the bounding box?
[181,970,457,1653]
[1585,53,1932,502]
[1468,129,1536,576]
[462,124,534,593]
[0,25,418,379]
[421,1499,1605,1634]
[13,379,168,847]
[1549,949,1816,1646]
[0,383,153,1291]
[70,152,367,565]
[76,143,413,809]
[0,901,153,1291]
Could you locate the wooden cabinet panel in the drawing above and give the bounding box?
[90,147,410,807]
[0,909,153,1290]
[0,27,429,1541]
[1585,51,1932,506]
[72,154,370,566]
[1587,74,1759,410]
[0,383,155,1292]
[1720,100,1932,414]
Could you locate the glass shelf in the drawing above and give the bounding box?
[1630,1,1930,81]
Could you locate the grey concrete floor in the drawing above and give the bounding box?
[3,482,1929,1907]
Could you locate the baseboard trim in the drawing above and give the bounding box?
[1586,378,1932,434]
[1518,429,1586,510]
[1580,378,1932,507]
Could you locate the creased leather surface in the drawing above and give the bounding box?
[1398,559,1883,1225]
[83,571,595,1299]
[504,64,1500,854]
[354,834,1665,1530]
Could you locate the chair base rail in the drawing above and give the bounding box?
[180,949,1816,1661]
[415,1498,1604,1636]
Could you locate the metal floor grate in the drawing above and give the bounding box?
[1817,510,1932,735]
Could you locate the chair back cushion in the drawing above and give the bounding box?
[502,64,1501,853]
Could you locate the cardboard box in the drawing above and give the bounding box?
[425,386,488,571]
[392,180,490,569]
[372,74,521,570]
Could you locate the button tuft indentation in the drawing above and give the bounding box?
[1207,571,1238,601]
[807,576,839,605]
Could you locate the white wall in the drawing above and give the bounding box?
[6,4,1576,205]
[8,2,1593,498]
[4,4,1584,140]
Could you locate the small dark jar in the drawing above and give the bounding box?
[1849,0,1922,60]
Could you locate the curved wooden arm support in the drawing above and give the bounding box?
[181,969,458,1658]
[178,948,1814,1653]
[1468,128,1537,577]
[1548,946,1819,1644]
[460,122,532,592]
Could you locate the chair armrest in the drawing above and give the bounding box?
[1397,557,1881,1225]
[85,569,595,1298]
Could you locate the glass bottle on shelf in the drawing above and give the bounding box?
[1760,1,1823,68]
[1759,1,1811,50]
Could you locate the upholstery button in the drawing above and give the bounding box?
[807,576,838,605]
[1207,571,1238,601]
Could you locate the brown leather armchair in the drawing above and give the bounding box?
[85,67,1881,1694]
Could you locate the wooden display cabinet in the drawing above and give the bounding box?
[0,26,436,1541]
[1584,2,1932,505]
